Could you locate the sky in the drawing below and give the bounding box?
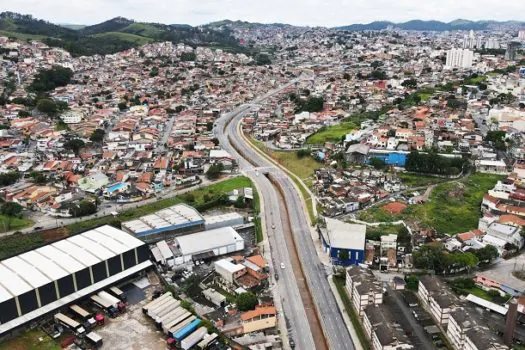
[2,0,524,27]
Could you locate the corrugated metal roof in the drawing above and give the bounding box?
[37,245,85,274]
[0,283,13,303]
[0,261,38,296]
[176,226,243,256]
[68,235,114,261]
[53,239,101,266]
[84,229,129,255]
[19,251,69,281]
[2,256,51,289]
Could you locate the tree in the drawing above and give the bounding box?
[0,171,19,186]
[17,110,31,117]
[236,292,258,311]
[117,102,127,111]
[70,200,97,217]
[29,171,48,185]
[180,52,196,61]
[37,98,58,115]
[255,54,271,65]
[90,129,105,143]
[370,69,387,80]
[234,196,246,209]
[0,202,22,217]
[206,163,224,180]
[474,244,499,263]
[297,149,310,159]
[28,66,73,93]
[369,157,386,170]
[63,138,85,155]
[401,78,418,89]
[206,121,214,131]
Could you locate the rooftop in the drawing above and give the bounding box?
[324,217,366,250]
[176,226,244,257]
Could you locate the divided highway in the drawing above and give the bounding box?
[215,78,356,350]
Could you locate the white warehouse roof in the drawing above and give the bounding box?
[176,226,243,256]
[324,217,366,251]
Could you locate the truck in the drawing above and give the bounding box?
[98,291,126,312]
[197,333,218,349]
[147,296,174,318]
[54,313,85,335]
[168,316,196,338]
[163,312,191,334]
[109,286,127,302]
[157,306,184,328]
[154,300,181,324]
[142,292,172,314]
[86,331,103,348]
[90,295,118,317]
[180,327,207,350]
[70,304,96,329]
[174,319,202,342]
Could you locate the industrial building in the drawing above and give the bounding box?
[319,218,366,266]
[173,226,245,264]
[0,225,151,336]
[204,212,244,231]
[122,204,205,238]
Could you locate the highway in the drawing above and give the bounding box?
[215,76,356,350]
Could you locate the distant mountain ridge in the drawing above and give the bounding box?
[336,19,525,31]
[0,12,243,56]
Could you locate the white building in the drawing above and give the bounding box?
[446,49,474,69]
[214,258,246,284]
[60,111,83,124]
[518,30,525,41]
[418,276,455,325]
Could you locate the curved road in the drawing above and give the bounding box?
[215,77,356,350]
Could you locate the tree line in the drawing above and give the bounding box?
[405,150,467,176]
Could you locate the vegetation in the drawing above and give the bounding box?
[305,122,357,144]
[63,138,85,155]
[405,150,467,176]
[451,277,509,304]
[28,66,73,93]
[413,243,479,274]
[236,292,258,311]
[369,157,387,170]
[485,130,507,151]
[69,200,98,217]
[0,12,245,57]
[36,98,58,114]
[360,173,503,234]
[0,171,19,186]
[206,163,225,180]
[289,93,324,113]
[0,329,60,350]
[180,52,196,61]
[90,128,105,143]
[398,173,445,187]
[0,202,23,217]
[0,230,42,259]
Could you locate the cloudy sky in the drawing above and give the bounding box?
[3,0,524,27]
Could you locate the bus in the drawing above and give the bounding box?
[109,286,127,302]
[54,313,85,334]
[197,333,218,350]
[142,292,172,314]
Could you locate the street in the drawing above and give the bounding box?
[215,74,356,350]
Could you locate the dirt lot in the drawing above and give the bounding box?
[96,275,167,350]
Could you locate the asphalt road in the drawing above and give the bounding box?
[215,76,356,350]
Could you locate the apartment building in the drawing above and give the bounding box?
[362,304,413,350]
[418,276,455,325]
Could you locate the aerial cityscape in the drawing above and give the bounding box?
[0,2,525,350]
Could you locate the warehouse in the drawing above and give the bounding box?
[319,217,366,266]
[0,225,151,336]
[204,212,244,231]
[173,226,244,264]
[121,204,205,238]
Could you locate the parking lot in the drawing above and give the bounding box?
[96,275,167,350]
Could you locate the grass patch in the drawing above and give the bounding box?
[360,173,503,234]
[365,224,402,240]
[91,32,154,45]
[458,286,510,304]
[122,23,163,37]
[0,232,44,260]
[66,176,253,235]
[305,122,357,144]
[418,93,433,102]
[0,30,47,41]
[0,329,61,350]
[398,173,445,188]
[333,276,371,350]
[0,214,33,233]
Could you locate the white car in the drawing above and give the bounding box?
[272,224,276,229]
[280,262,285,269]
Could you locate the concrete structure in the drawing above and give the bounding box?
[204,212,244,231]
[446,48,474,69]
[345,265,383,315]
[0,225,151,336]
[240,306,277,334]
[122,204,204,238]
[319,217,366,266]
[417,276,455,325]
[363,304,413,350]
[214,258,247,284]
[483,222,523,252]
[475,160,508,175]
[174,226,244,264]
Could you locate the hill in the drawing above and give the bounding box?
[0,12,244,57]
[336,19,525,31]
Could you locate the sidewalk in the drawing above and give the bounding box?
[327,276,364,350]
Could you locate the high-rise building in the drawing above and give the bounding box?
[505,41,521,61]
[518,30,525,40]
[485,38,501,50]
[463,30,483,49]
[446,48,474,69]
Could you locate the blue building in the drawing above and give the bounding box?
[368,150,409,167]
[520,67,525,79]
[319,218,366,266]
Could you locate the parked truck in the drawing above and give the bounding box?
[168,316,196,338]
[90,295,118,317]
[154,300,181,324]
[147,296,174,319]
[163,312,191,334]
[108,286,127,302]
[142,292,172,314]
[54,313,85,335]
[157,306,184,329]
[181,327,207,350]
[70,304,96,329]
[86,331,103,348]
[197,333,219,349]
[174,319,202,341]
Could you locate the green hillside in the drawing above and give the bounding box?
[91,31,154,45]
